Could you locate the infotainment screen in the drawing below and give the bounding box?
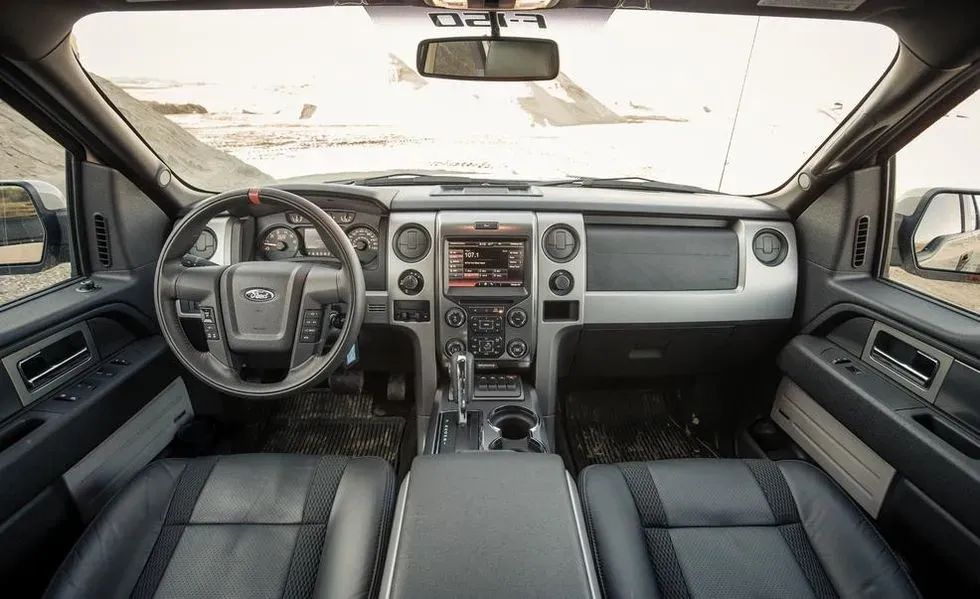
[447,240,525,288]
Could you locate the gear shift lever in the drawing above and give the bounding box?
[450,351,474,426]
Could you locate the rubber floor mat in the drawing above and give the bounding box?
[564,389,716,470]
[232,391,405,467]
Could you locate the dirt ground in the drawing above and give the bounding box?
[0,262,72,306]
[887,267,980,314]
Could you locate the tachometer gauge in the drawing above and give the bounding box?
[346,226,379,264]
[260,227,299,260]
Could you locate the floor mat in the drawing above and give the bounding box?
[230,390,406,467]
[563,388,716,470]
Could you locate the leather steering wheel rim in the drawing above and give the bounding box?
[154,187,366,399]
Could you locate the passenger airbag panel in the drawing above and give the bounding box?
[585,225,738,291]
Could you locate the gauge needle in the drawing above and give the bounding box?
[264,241,286,251]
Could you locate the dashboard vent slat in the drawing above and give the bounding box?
[93,213,112,268]
[852,215,870,268]
[367,303,387,313]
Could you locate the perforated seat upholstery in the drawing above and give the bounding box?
[578,459,919,599]
[44,454,395,599]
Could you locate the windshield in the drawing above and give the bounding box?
[72,7,897,195]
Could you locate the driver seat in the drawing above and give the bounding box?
[43,454,395,599]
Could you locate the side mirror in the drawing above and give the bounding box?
[416,37,559,81]
[0,181,69,275]
[896,188,980,283]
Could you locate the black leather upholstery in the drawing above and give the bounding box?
[44,454,395,599]
[579,459,919,599]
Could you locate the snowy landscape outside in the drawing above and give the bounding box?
[73,7,899,195]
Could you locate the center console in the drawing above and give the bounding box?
[437,213,536,370]
[380,453,600,599]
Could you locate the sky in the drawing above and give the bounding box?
[72,7,902,193]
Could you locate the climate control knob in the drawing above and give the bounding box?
[506,307,528,328]
[445,307,466,328]
[445,339,466,356]
[549,270,574,296]
[397,269,423,295]
[507,339,529,359]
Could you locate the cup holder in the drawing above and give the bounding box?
[489,437,545,453]
[488,405,538,440]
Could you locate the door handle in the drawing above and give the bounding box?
[870,345,938,388]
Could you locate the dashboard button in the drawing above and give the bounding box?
[445,307,466,328]
[549,270,574,295]
[507,339,529,359]
[506,307,528,328]
[445,339,466,356]
[397,269,424,295]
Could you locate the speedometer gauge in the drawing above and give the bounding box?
[346,226,379,264]
[260,227,299,260]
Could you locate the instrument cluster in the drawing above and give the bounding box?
[258,210,380,265]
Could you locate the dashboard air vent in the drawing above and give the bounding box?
[393,224,430,262]
[852,215,870,268]
[93,213,112,268]
[543,225,579,263]
[367,303,387,313]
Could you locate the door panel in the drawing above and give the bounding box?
[779,318,980,590]
[0,306,181,595]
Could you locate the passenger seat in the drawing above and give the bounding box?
[578,459,919,598]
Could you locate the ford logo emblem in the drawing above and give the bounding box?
[243,288,276,302]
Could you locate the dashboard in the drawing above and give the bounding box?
[189,182,798,439]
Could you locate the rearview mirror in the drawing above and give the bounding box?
[0,181,69,275]
[416,37,559,81]
[895,188,980,283]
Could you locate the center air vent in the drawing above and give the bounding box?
[93,213,112,268]
[543,225,579,262]
[852,215,870,268]
[393,224,430,262]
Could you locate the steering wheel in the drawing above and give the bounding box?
[154,187,366,399]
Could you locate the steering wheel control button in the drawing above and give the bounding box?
[445,307,466,328]
[543,225,579,262]
[446,339,466,356]
[394,224,431,262]
[507,339,529,359]
[506,307,528,328]
[549,270,574,295]
[397,269,424,295]
[753,230,788,266]
[300,309,323,343]
[200,306,221,341]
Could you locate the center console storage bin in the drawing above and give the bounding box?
[380,453,599,599]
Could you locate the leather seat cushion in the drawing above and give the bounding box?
[44,453,395,599]
[579,459,919,599]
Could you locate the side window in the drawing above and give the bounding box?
[885,90,980,315]
[0,99,75,307]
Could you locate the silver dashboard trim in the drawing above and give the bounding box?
[535,213,586,432]
[583,220,797,324]
[387,212,439,451]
